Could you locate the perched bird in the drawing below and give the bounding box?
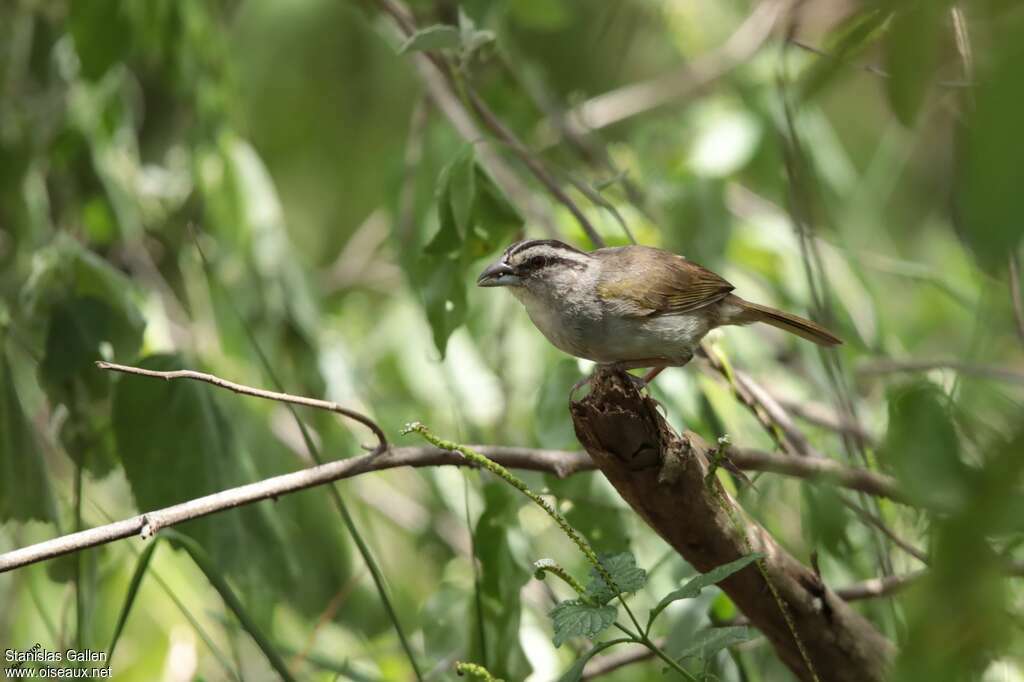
[477,240,839,381]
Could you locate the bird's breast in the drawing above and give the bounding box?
[512,287,711,365]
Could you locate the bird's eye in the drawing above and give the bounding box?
[527,255,547,269]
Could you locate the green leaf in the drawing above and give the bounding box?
[40,297,140,404]
[585,552,647,605]
[398,25,461,54]
[648,554,762,627]
[556,638,632,682]
[676,626,757,661]
[449,146,476,237]
[69,0,134,80]
[534,359,582,449]
[421,255,467,358]
[467,171,521,258]
[107,538,161,660]
[165,530,296,682]
[111,354,281,582]
[547,473,631,555]
[802,483,851,555]
[883,1,947,126]
[955,11,1024,271]
[471,484,532,679]
[425,146,476,256]
[881,382,967,508]
[550,599,617,647]
[0,346,54,523]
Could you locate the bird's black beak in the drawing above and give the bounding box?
[476,261,520,287]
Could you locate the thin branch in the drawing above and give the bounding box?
[373,0,604,247]
[0,445,590,574]
[559,0,786,138]
[582,640,658,680]
[839,494,929,565]
[730,448,908,505]
[772,394,877,447]
[857,359,1024,386]
[788,39,972,89]
[834,570,925,601]
[96,361,389,452]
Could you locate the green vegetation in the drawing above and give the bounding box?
[1,1,1022,680]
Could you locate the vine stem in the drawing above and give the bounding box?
[405,423,696,681]
[705,458,821,682]
[402,422,617,589]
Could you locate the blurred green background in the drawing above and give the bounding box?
[1,0,1022,680]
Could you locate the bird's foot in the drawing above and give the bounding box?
[568,374,593,405]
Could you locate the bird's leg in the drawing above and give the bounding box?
[569,373,593,404]
[641,366,667,384]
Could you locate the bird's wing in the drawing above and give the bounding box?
[596,248,735,317]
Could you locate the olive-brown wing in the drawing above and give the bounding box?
[596,247,735,317]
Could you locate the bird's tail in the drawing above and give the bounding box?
[726,295,841,346]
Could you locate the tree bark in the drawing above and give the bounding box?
[570,368,894,682]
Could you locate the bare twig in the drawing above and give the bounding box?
[699,345,817,457]
[857,359,1024,386]
[582,641,658,680]
[0,444,590,574]
[839,494,929,564]
[560,0,786,138]
[1009,253,1024,345]
[95,361,389,452]
[772,394,877,447]
[834,570,926,601]
[788,40,971,89]
[730,448,908,504]
[373,0,604,247]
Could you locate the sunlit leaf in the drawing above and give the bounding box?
[399,25,461,54]
[165,530,296,682]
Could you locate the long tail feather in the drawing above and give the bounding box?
[728,296,841,346]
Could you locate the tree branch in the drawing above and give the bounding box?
[0,444,589,574]
[373,0,605,248]
[570,368,894,682]
[729,448,908,504]
[96,361,389,452]
[558,0,785,138]
[857,359,1024,386]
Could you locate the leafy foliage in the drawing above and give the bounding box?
[585,551,648,605]
[470,483,532,680]
[2,0,1023,679]
[0,347,54,523]
[648,554,763,629]
[549,599,618,647]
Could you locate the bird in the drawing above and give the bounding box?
[476,239,839,386]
